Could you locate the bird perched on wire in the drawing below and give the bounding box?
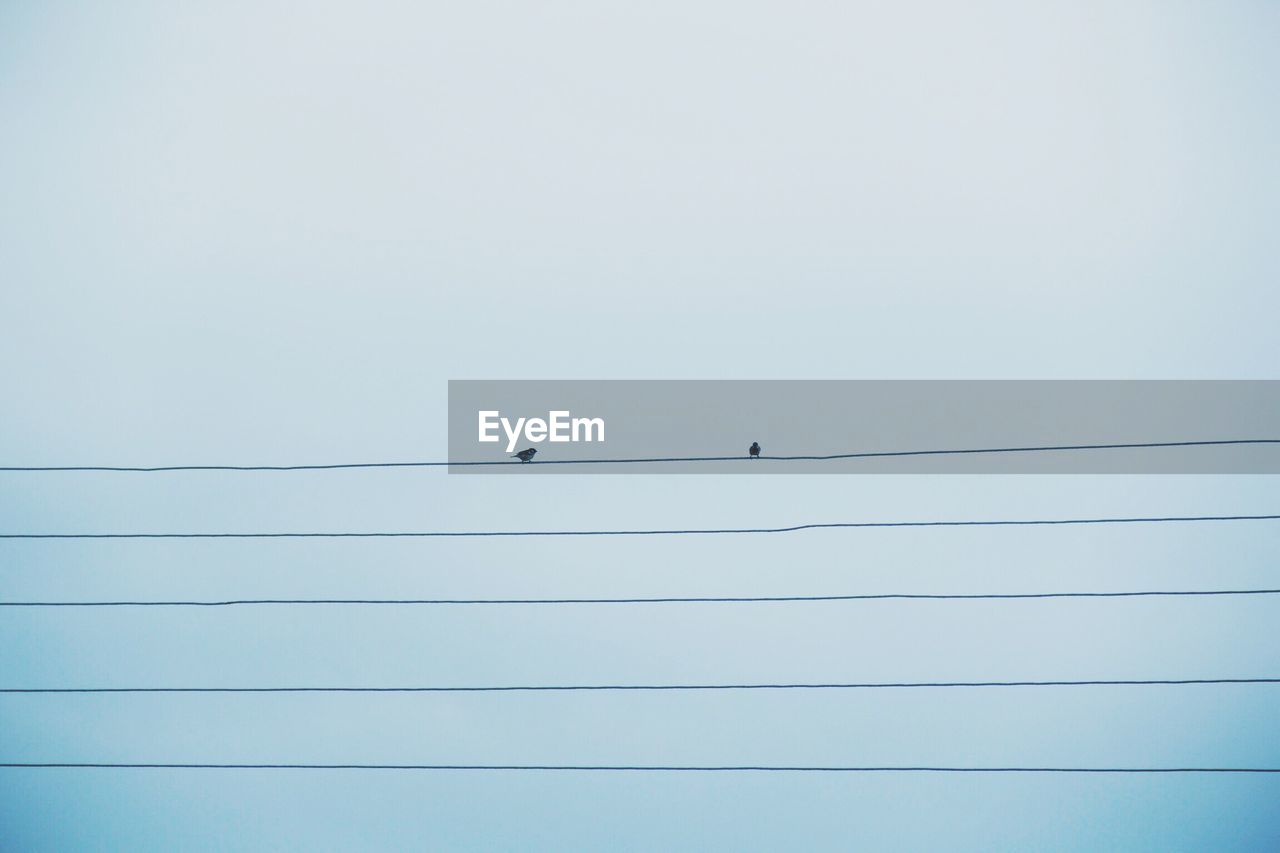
[748,441,761,459]
[512,448,538,463]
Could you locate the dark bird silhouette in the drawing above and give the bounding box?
[512,448,538,462]
[749,442,761,459]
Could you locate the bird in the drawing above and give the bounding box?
[512,448,538,462]
[748,441,761,459]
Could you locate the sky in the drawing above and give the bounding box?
[2,1,1279,850]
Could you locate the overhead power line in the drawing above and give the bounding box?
[3,513,1277,539]
[1,438,1276,472]
[2,764,1277,773]
[5,678,1278,694]
[5,588,1280,607]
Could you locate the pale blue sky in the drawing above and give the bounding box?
[2,1,1279,850]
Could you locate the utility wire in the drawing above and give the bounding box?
[3,513,1278,539]
[5,678,1278,694]
[5,588,1280,607]
[2,764,1277,773]
[2,438,1276,472]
